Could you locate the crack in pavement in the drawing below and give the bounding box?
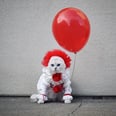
[67,99,82,116]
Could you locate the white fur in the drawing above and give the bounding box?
[47,56,66,74]
[30,56,73,103]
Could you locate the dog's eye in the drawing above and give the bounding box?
[51,64,54,67]
[57,64,60,66]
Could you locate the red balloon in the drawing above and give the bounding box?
[52,7,90,53]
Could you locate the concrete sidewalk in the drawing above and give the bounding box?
[0,97,116,116]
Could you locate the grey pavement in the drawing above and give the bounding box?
[0,97,116,116]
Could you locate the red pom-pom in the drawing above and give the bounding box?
[52,73,62,82]
[53,85,63,93]
[42,49,71,68]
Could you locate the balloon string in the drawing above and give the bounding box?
[71,53,77,80]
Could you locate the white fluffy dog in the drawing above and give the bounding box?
[30,49,73,104]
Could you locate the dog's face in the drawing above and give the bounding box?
[47,56,66,74]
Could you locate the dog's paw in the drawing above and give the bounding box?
[37,94,48,104]
[30,94,48,104]
[30,94,38,102]
[37,99,45,104]
[64,99,71,104]
[63,94,73,103]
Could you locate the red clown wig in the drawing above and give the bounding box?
[42,49,71,68]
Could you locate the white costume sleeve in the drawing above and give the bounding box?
[62,69,72,94]
[37,73,50,95]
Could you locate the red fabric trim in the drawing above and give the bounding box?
[41,94,46,96]
[64,94,71,96]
